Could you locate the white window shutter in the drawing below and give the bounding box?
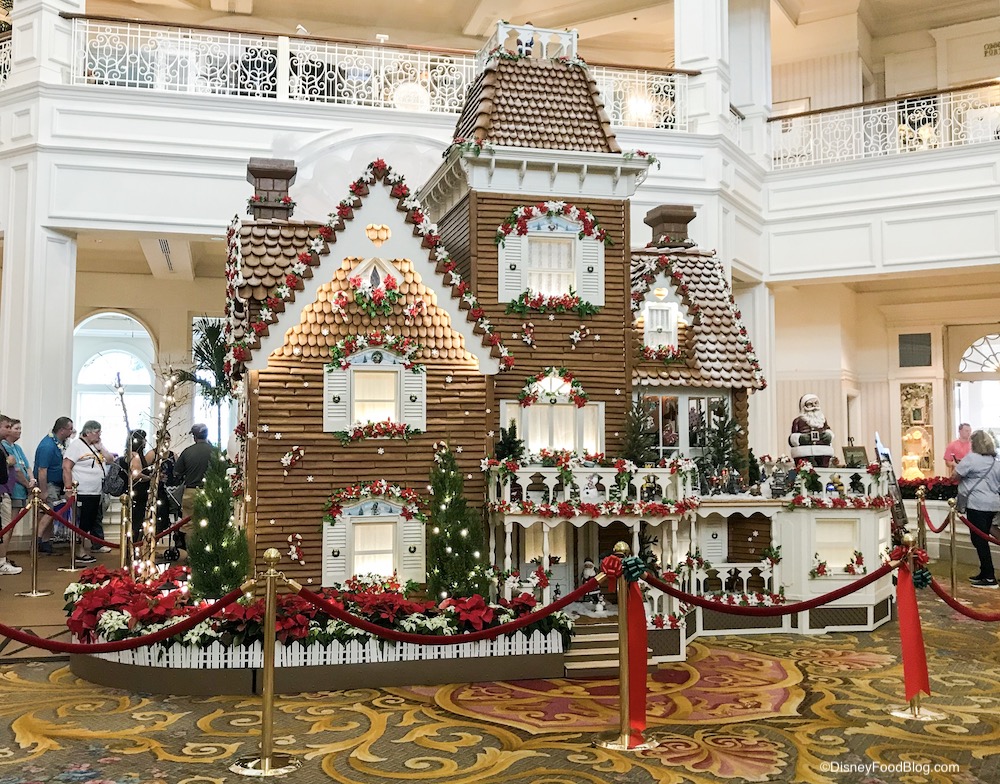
[323,368,350,432]
[397,515,426,584]
[498,235,526,301]
[401,371,427,430]
[322,518,350,586]
[644,303,677,348]
[578,237,605,306]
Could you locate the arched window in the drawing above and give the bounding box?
[959,334,1000,373]
[73,314,155,455]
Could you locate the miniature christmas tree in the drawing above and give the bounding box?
[426,443,491,599]
[621,396,657,466]
[187,450,250,599]
[696,401,745,480]
[495,419,526,462]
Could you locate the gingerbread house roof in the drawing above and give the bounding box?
[224,161,510,381]
[631,247,766,391]
[453,58,620,153]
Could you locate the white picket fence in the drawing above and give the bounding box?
[89,629,563,668]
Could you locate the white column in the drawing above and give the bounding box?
[541,525,551,604]
[735,282,776,459]
[0,164,77,447]
[728,0,772,161]
[674,0,731,135]
[6,0,84,89]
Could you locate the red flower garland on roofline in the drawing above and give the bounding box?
[518,367,589,408]
[323,479,425,526]
[494,201,611,247]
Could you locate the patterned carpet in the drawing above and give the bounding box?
[2,586,1000,783]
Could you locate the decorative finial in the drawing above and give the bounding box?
[263,548,281,568]
[612,541,631,557]
[901,533,915,548]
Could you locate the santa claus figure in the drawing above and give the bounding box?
[788,393,834,467]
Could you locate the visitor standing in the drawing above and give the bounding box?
[944,423,973,472]
[173,424,214,527]
[62,420,115,563]
[0,415,22,575]
[127,430,155,543]
[33,416,74,554]
[953,429,1000,589]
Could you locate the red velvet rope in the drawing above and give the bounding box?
[919,503,949,534]
[43,502,120,550]
[154,515,191,541]
[0,504,31,538]
[641,562,896,617]
[958,513,1000,546]
[929,577,1000,622]
[296,578,601,645]
[0,587,246,654]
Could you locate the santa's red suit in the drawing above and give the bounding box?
[788,416,834,466]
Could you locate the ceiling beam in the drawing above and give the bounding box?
[571,3,670,41]
[462,0,513,37]
[140,238,195,281]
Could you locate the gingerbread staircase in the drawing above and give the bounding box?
[564,615,655,678]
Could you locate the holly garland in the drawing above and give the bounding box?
[323,479,425,526]
[505,289,601,317]
[518,367,588,408]
[442,136,494,160]
[487,497,700,519]
[639,344,685,365]
[327,331,424,372]
[333,421,421,446]
[494,201,611,247]
[787,495,893,511]
[844,550,867,575]
[320,159,514,371]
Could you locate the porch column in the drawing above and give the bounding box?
[674,0,731,135]
[542,525,551,604]
[503,522,513,600]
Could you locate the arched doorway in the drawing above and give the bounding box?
[954,332,1000,446]
[73,313,155,455]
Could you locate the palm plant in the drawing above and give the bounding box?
[175,318,230,445]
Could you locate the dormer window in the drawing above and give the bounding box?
[497,209,606,306]
[644,302,678,348]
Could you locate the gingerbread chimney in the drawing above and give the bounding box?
[246,158,297,220]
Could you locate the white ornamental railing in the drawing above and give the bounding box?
[63,18,688,130]
[89,629,564,668]
[477,22,577,68]
[771,80,1000,169]
[0,35,11,89]
[488,464,693,508]
[645,560,777,627]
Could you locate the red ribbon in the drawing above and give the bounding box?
[601,555,623,592]
[896,564,930,702]
[625,580,648,746]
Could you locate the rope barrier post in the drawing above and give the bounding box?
[58,486,82,574]
[916,487,926,552]
[119,493,130,571]
[594,542,657,752]
[230,548,300,778]
[948,499,957,598]
[15,488,52,598]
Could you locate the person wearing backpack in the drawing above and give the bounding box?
[953,429,1000,589]
[62,420,116,562]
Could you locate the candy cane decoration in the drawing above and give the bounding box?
[287,533,305,565]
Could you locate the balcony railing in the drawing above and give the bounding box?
[0,35,10,89]
[59,17,688,129]
[771,80,1000,169]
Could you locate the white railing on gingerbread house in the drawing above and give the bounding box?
[476,21,577,69]
[88,629,564,668]
[487,464,693,507]
[784,465,889,500]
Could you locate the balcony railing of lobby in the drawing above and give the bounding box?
[0,33,10,88]
[770,79,1000,169]
[54,15,691,132]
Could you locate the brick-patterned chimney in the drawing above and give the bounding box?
[644,204,696,245]
[246,158,297,220]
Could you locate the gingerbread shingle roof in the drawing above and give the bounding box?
[453,59,620,153]
[631,248,766,391]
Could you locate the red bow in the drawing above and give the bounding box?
[600,555,623,579]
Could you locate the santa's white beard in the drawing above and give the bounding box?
[801,410,826,429]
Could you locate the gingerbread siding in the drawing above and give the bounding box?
[461,192,633,453]
[436,193,473,284]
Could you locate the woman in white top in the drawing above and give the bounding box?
[953,430,1000,589]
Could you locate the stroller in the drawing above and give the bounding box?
[159,455,186,563]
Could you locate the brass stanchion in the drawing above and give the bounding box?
[916,487,926,552]
[15,488,52,598]
[230,549,300,777]
[948,498,957,598]
[888,535,945,721]
[594,542,657,751]
[58,485,82,573]
[119,493,130,570]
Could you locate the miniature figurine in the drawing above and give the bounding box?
[788,393,835,467]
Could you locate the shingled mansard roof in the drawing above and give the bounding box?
[452,56,621,153]
[223,160,513,384]
[631,245,767,391]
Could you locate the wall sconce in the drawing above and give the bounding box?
[365,224,391,246]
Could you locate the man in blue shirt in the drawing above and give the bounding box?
[33,416,74,554]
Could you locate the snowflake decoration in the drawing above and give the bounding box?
[377,447,385,455]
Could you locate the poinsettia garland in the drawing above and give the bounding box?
[324,480,425,526]
[247,194,295,214]
[518,367,589,408]
[487,497,700,519]
[334,421,421,446]
[505,289,601,317]
[442,136,494,159]
[622,149,661,170]
[809,554,829,579]
[494,201,611,247]
[639,344,685,365]
[787,495,893,511]
[320,159,514,371]
[347,271,404,318]
[844,550,867,575]
[483,46,588,70]
[326,331,424,372]
[630,253,766,391]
